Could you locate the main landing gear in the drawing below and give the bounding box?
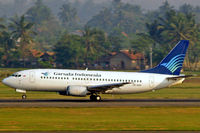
[90,94,101,101]
[22,94,27,100]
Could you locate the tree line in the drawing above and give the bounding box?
[0,0,200,70]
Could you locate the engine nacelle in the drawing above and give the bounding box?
[59,86,89,97]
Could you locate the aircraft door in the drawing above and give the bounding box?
[149,76,155,88]
[29,71,35,83]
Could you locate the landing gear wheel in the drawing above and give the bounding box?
[22,94,27,99]
[90,95,96,101]
[90,94,101,101]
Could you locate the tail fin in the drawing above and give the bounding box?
[141,40,189,75]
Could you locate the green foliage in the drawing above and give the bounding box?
[9,15,36,67]
[179,3,194,15]
[74,0,107,25]
[9,15,35,42]
[54,34,84,68]
[58,3,79,31]
[86,1,146,35]
[145,1,174,23]
[26,0,53,25]
[0,1,200,70]
[24,0,62,51]
[158,11,198,47]
[0,18,6,30]
[108,35,123,52]
[132,5,200,67]
[0,18,21,67]
[0,31,15,66]
[82,27,110,65]
[54,28,111,68]
[33,18,62,51]
[38,60,53,68]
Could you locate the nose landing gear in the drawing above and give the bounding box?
[90,94,101,101]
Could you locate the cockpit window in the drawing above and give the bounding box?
[11,73,21,77]
[11,74,16,77]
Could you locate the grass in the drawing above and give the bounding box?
[0,107,200,131]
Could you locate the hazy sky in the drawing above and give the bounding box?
[1,0,200,11]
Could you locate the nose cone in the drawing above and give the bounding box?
[2,78,11,86]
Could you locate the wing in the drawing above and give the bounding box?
[87,82,129,93]
[166,75,193,80]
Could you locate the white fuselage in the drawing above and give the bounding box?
[2,69,184,94]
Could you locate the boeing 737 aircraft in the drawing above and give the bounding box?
[2,40,190,101]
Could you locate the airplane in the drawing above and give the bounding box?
[2,40,191,101]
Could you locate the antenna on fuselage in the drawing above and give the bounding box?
[85,68,88,71]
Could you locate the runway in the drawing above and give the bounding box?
[1,99,200,107]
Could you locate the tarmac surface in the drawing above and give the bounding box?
[1,99,200,107]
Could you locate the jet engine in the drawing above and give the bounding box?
[59,86,89,97]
